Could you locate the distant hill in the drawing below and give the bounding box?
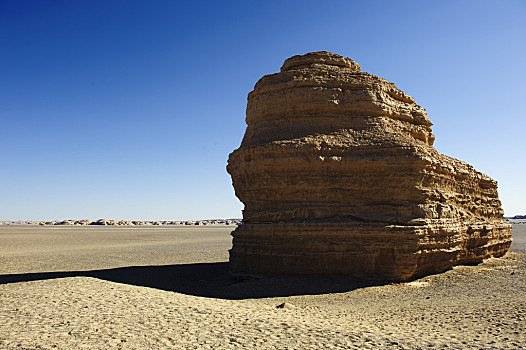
[0,219,242,226]
[504,215,526,220]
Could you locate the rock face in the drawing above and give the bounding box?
[227,51,512,281]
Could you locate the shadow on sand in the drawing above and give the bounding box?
[0,262,387,299]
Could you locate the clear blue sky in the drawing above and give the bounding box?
[1,0,524,220]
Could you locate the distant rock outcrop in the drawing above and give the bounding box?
[0,219,243,227]
[227,51,512,281]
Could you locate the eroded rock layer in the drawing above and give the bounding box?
[227,51,512,281]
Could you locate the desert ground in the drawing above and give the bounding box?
[0,224,524,349]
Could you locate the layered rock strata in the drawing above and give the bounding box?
[227,51,512,281]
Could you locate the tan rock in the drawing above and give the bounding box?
[227,51,512,281]
[55,220,74,226]
[90,219,108,226]
[276,302,295,310]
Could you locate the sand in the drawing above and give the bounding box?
[1,225,525,349]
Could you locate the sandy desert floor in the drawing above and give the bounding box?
[0,224,525,349]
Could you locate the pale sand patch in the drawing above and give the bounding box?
[0,224,525,349]
[405,281,429,287]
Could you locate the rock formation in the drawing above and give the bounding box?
[2,219,243,226]
[227,51,512,281]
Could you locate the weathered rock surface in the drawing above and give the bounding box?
[227,51,512,281]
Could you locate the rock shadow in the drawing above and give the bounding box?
[0,262,387,299]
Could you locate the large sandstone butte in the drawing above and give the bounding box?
[227,51,512,281]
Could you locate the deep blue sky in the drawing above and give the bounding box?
[1,0,524,220]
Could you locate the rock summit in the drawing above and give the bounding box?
[227,51,512,281]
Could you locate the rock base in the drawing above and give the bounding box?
[230,220,511,281]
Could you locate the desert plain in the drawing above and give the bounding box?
[0,224,525,349]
